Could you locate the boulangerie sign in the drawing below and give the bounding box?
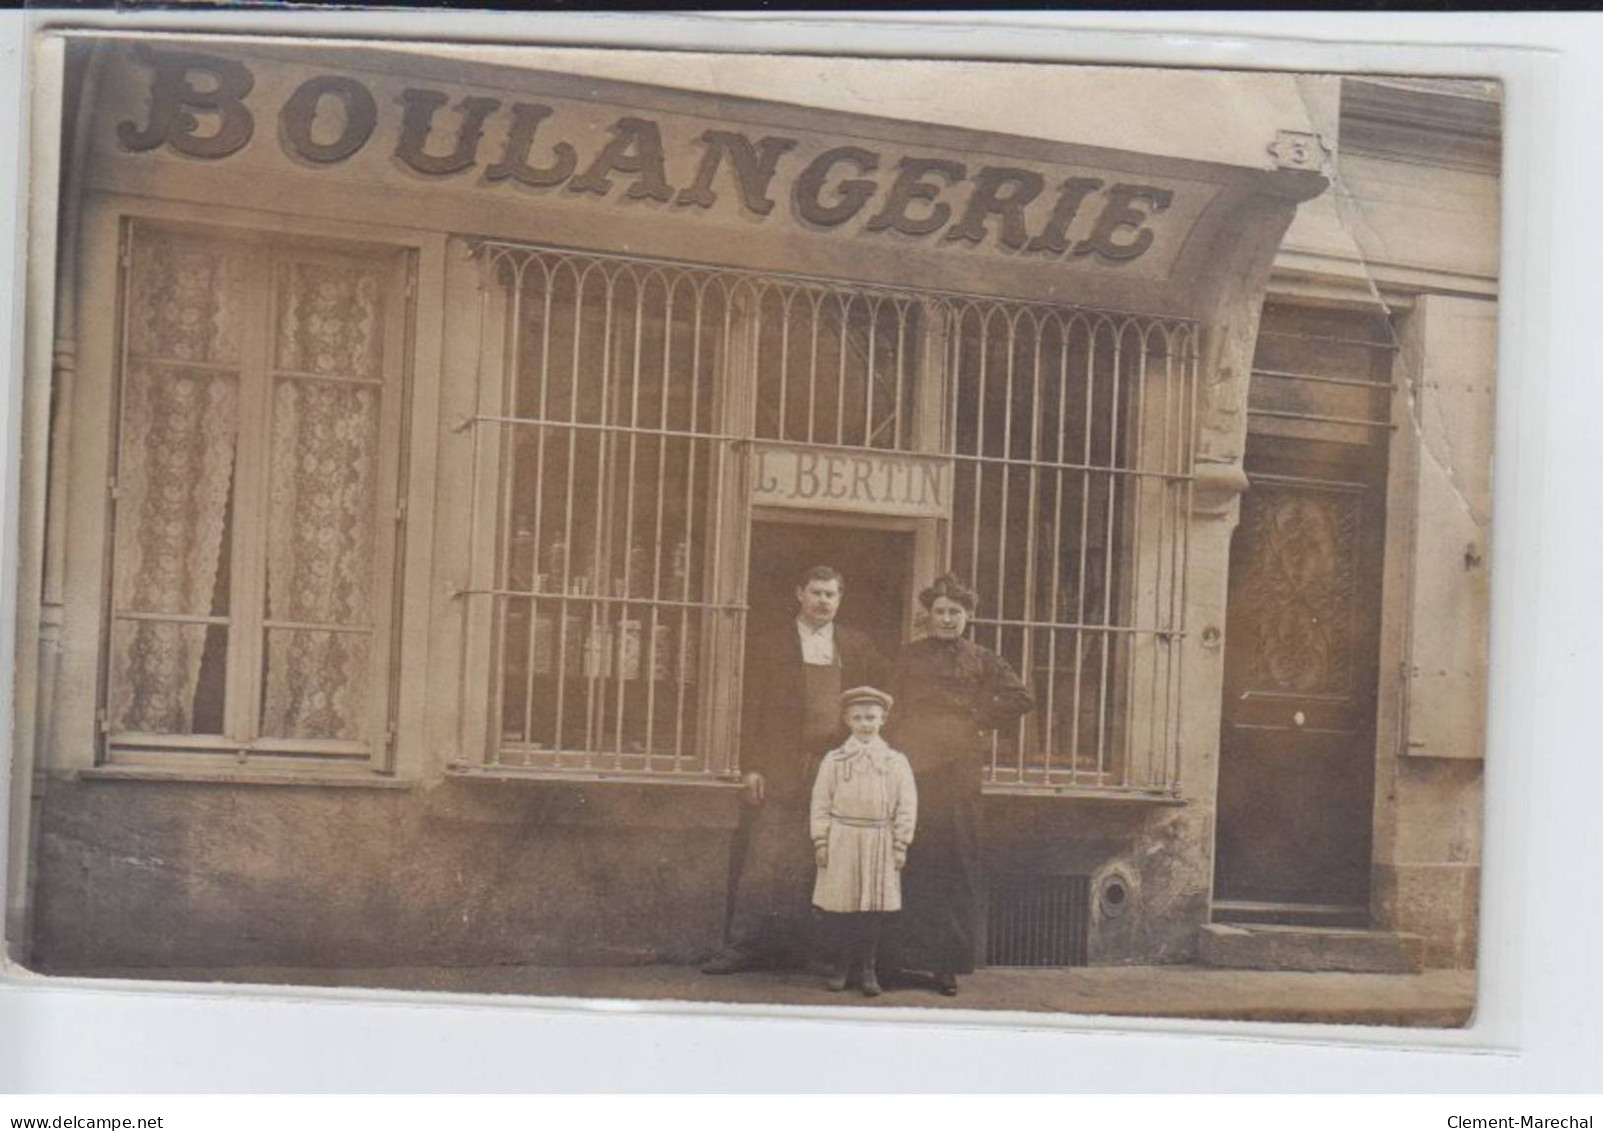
[74,40,1343,318]
[113,46,1192,268]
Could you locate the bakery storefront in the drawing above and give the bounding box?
[20,37,1339,970]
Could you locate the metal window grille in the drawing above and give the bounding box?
[462,239,1196,792]
[986,873,1092,967]
[461,244,748,779]
[752,285,922,451]
[461,242,933,780]
[944,305,1199,794]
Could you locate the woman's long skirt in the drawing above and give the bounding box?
[888,758,982,975]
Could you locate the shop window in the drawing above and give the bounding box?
[101,221,411,770]
[945,305,1197,793]
[461,246,746,778]
[460,241,1193,794]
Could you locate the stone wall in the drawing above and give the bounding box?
[31,778,733,970]
[29,776,1214,972]
[1367,295,1494,969]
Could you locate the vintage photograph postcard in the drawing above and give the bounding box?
[5,30,1496,1027]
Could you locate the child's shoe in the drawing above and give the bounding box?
[859,957,882,998]
[825,939,852,992]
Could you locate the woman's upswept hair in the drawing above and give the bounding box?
[918,572,978,613]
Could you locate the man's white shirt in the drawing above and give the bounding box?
[796,617,837,665]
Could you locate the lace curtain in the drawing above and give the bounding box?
[261,259,385,742]
[108,236,243,734]
[109,233,391,747]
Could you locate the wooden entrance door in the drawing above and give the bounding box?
[1213,304,1393,918]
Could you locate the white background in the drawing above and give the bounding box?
[0,9,1598,1094]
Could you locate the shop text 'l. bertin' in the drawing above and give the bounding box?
[116,49,1180,265]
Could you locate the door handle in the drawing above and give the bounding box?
[1291,710,1307,728]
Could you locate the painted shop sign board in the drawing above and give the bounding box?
[751,443,952,518]
[114,48,1184,269]
[83,42,1324,314]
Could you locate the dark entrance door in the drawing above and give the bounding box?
[1213,304,1392,920]
[745,518,914,666]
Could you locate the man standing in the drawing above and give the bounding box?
[702,565,891,974]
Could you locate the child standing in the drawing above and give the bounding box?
[809,686,917,997]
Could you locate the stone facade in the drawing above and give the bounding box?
[10,43,1496,980]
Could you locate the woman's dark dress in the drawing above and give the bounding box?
[887,635,1034,975]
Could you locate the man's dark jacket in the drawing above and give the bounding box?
[739,617,892,789]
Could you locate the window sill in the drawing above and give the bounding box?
[78,765,414,790]
[447,761,743,789]
[444,765,1180,799]
[982,784,1187,805]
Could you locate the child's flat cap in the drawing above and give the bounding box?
[839,686,894,711]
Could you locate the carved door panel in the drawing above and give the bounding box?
[1214,303,1392,913]
[1216,475,1383,906]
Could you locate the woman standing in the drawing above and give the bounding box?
[888,573,1034,996]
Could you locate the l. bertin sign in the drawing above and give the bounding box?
[752,444,952,520]
[113,47,1191,268]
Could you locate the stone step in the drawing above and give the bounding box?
[1198,922,1426,974]
[1211,900,1369,929]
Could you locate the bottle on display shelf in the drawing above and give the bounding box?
[559,604,587,677]
[529,581,554,676]
[511,527,538,591]
[628,545,652,599]
[678,621,698,685]
[670,539,691,596]
[649,622,670,683]
[616,617,643,681]
[583,612,616,680]
[543,539,568,593]
[669,540,696,683]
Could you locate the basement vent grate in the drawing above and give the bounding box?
[986,873,1092,967]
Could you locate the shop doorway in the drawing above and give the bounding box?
[745,517,917,665]
[1213,305,1392,924]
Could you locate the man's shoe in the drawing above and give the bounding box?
[824,964,850,992]
[933,972,959,996]
[859,961,882,998]
[700,950,757,975]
